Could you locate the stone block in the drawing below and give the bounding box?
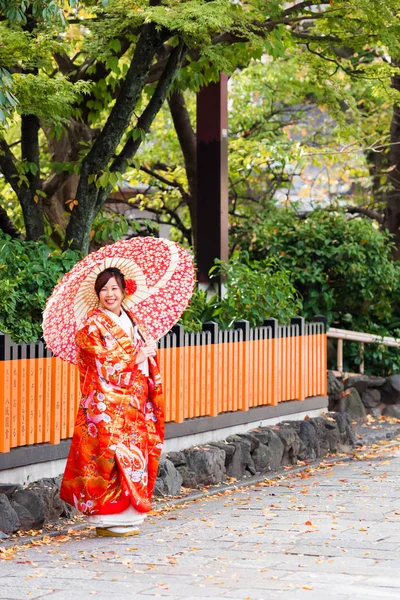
[329,412,356,450]
[236,433,260,452]
[344,374,386,391]
[11,489,46,529]
[381,375,400,405]
[299,419,320,459]
[366,376,386,388]
[311,417,331,456]
[382,404,400,419]
[339,387,366,419]
[361,388,381,409]
[0,494,20,534]
[209,442,243,478]
[344,375,369,394]
[184,446,226,486]
[0,484,22,498]
[209,441,235,459]
[27,480,73,522]
[226,435,256,475]
[166,451,187,468]
[154,457,183,497]
[275,424,305,465]
[251,443,273,472]
[177,467,198,489]
[250,427,284,471]
[320,416,340,453]
[328,371,344,403]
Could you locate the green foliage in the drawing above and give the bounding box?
[92,208,158,243]
[13,74,90,124]
[0,68,17,122]
[0,233,80,342]
[234,209,400,329]
[211,254,302,329]
[0,0,70,24]
[343,337,400,377]
[180,253,302,331]
[178,289,219,332]
[232,208,400,374]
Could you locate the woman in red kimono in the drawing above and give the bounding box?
[60,267,164,537]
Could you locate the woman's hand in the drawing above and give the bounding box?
[136,340,157,365]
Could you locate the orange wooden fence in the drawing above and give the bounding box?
[0,318,327,453]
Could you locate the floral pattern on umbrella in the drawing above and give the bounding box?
[43,237,195,364]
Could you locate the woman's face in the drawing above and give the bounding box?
[98,276,124,315]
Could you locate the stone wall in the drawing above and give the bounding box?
[328,371,400,419]
[0,412,355,536]
[0,478,74,538]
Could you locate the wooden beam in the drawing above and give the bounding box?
[196,75,229,285]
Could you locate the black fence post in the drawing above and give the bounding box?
[263,318,278,338]
[234,319,250,341]
[291,316,305,337]
[314,315,327,333]
[202,321,219,344]
[0,333,11,361]
[171,324,185,348]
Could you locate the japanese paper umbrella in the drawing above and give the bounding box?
[42,237,195,364]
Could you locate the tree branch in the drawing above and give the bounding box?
[108,194,192,240]
[139,164,187,196]
[111,38,187,176]
[292,32,342,43]
[168,89,196,205]
[0,137,21,197]
[0,204,22,238]
[146,9,338,84]
[81,23,171,177]
[42,171,71,199]
[282,1,322,16]
[346,206,384,224]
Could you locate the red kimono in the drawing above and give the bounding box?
[60,308,164,516]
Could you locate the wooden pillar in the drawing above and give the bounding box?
[196,74,229,285]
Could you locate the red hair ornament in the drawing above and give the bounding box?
[125,279,137,296]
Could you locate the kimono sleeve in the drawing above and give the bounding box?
[76,322,140,389]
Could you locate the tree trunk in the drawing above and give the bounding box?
[168,90,197,247]
[20,114,44,239]
[42,120,98,245]
[64,24,170,252]
[383,63,400,260]
[65,28,185,253]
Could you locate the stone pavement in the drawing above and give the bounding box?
[1,445,400,600]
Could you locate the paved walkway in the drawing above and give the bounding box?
[1,445,400,600]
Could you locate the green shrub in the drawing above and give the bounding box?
[232,208,400,374]
[0,233,80,342]
[179,289,219,332]
[180,252,302,331]
[233,208,400,330]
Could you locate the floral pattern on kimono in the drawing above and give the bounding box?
[59,307,164,516]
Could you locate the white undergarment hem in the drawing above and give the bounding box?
[87,504,147,527]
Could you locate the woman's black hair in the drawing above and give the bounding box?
[94,267,126,297]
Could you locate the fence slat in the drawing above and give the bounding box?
[10,347,18,448]
[0,360,11,453]
[43,355,52,443]
[17,345,27,447]
[34,345,44,444]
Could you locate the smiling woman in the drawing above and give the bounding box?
[96,268,125,315]
[59,267,163,537]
